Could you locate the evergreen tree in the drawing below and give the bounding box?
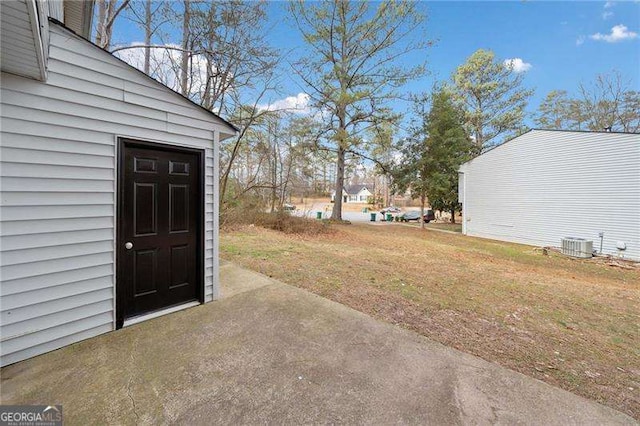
[452,49,533,152]
[535,90,572,130]
[424,89,473,223]
[393,88,472,226]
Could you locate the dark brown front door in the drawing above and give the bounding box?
[117,139,203,327]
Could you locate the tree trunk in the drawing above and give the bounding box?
[220,138,241,206]
[371,180,376,207]
[270,133,278,213]
[102,0,114,48]
[331,106,347,220]
[420,194,426,229]
[96,0,130,50]
[203,60,212,109]
[96,0,107,47]
[143,0,151,74]
[180,0,190,96]
[322,162,327,194]
[450,207,456,224]
[331,145,345,220]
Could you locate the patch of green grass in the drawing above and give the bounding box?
[221,244,243,256]
[425,223,462,233]
[610,336,624,345]
[222,240,297,260]
[387,278,421,301]
[553,369,584,389]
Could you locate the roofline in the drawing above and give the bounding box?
[334,185,372,195]
[530,128,637,136]
[48,18,239,135]
[461,128,638,167]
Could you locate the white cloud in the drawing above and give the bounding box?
[576,36,586,46]
[258,93,311,114]
[602,10,614,20]
[590,24,638,42]
[602,2,615,20]
[503,58,532,73]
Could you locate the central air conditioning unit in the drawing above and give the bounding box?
[561,237,593,258]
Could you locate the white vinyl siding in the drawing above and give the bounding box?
[0,23,232,366]
[357,189,372,202]
[459,130,640,260]
[0,0,46,80]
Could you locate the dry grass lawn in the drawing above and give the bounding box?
[220,223,640,419]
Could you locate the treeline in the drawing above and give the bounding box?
[94,0,639,220]
[535,71,639,133]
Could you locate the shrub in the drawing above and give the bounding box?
[221,207,331,236]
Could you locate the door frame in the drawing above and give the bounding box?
[116,137,205,329]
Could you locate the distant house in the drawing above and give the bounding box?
[331,185,373,203]
[0,0,237,365]
[458,129,639,260]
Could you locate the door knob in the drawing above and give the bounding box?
[125,242,133,250]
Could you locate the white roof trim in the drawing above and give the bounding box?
[26,0,48,81]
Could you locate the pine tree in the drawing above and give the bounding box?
[452,49,533,152]
[393,88,472,226]
[289,0,430,220]
[424,89,473,223]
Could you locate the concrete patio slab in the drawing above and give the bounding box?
[1,263,636,425]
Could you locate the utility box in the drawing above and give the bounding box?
[561,237,593,258]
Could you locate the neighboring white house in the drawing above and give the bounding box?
[458,129,640,260]
[331,184,373,203]
[0,0,237,366]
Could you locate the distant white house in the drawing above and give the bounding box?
[458,129,639,260]
[331,185,373,203]
[0,0,237,365]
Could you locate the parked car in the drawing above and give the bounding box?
[400,209,435,223]
[399,211,420,221]
[423,209,435,223]
[380,206,401,214]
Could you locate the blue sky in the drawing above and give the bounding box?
[264,1,640,122]
[110,1,640,129]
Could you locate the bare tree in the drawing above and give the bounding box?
[579,70,639,132]
[122,1,172,74]
[536,71,639,133]
[95,0,131,49]
[188,1,278,116]
[219,90,280,205]
[619,91,640,133]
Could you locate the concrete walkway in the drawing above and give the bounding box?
[1,262,636,425]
